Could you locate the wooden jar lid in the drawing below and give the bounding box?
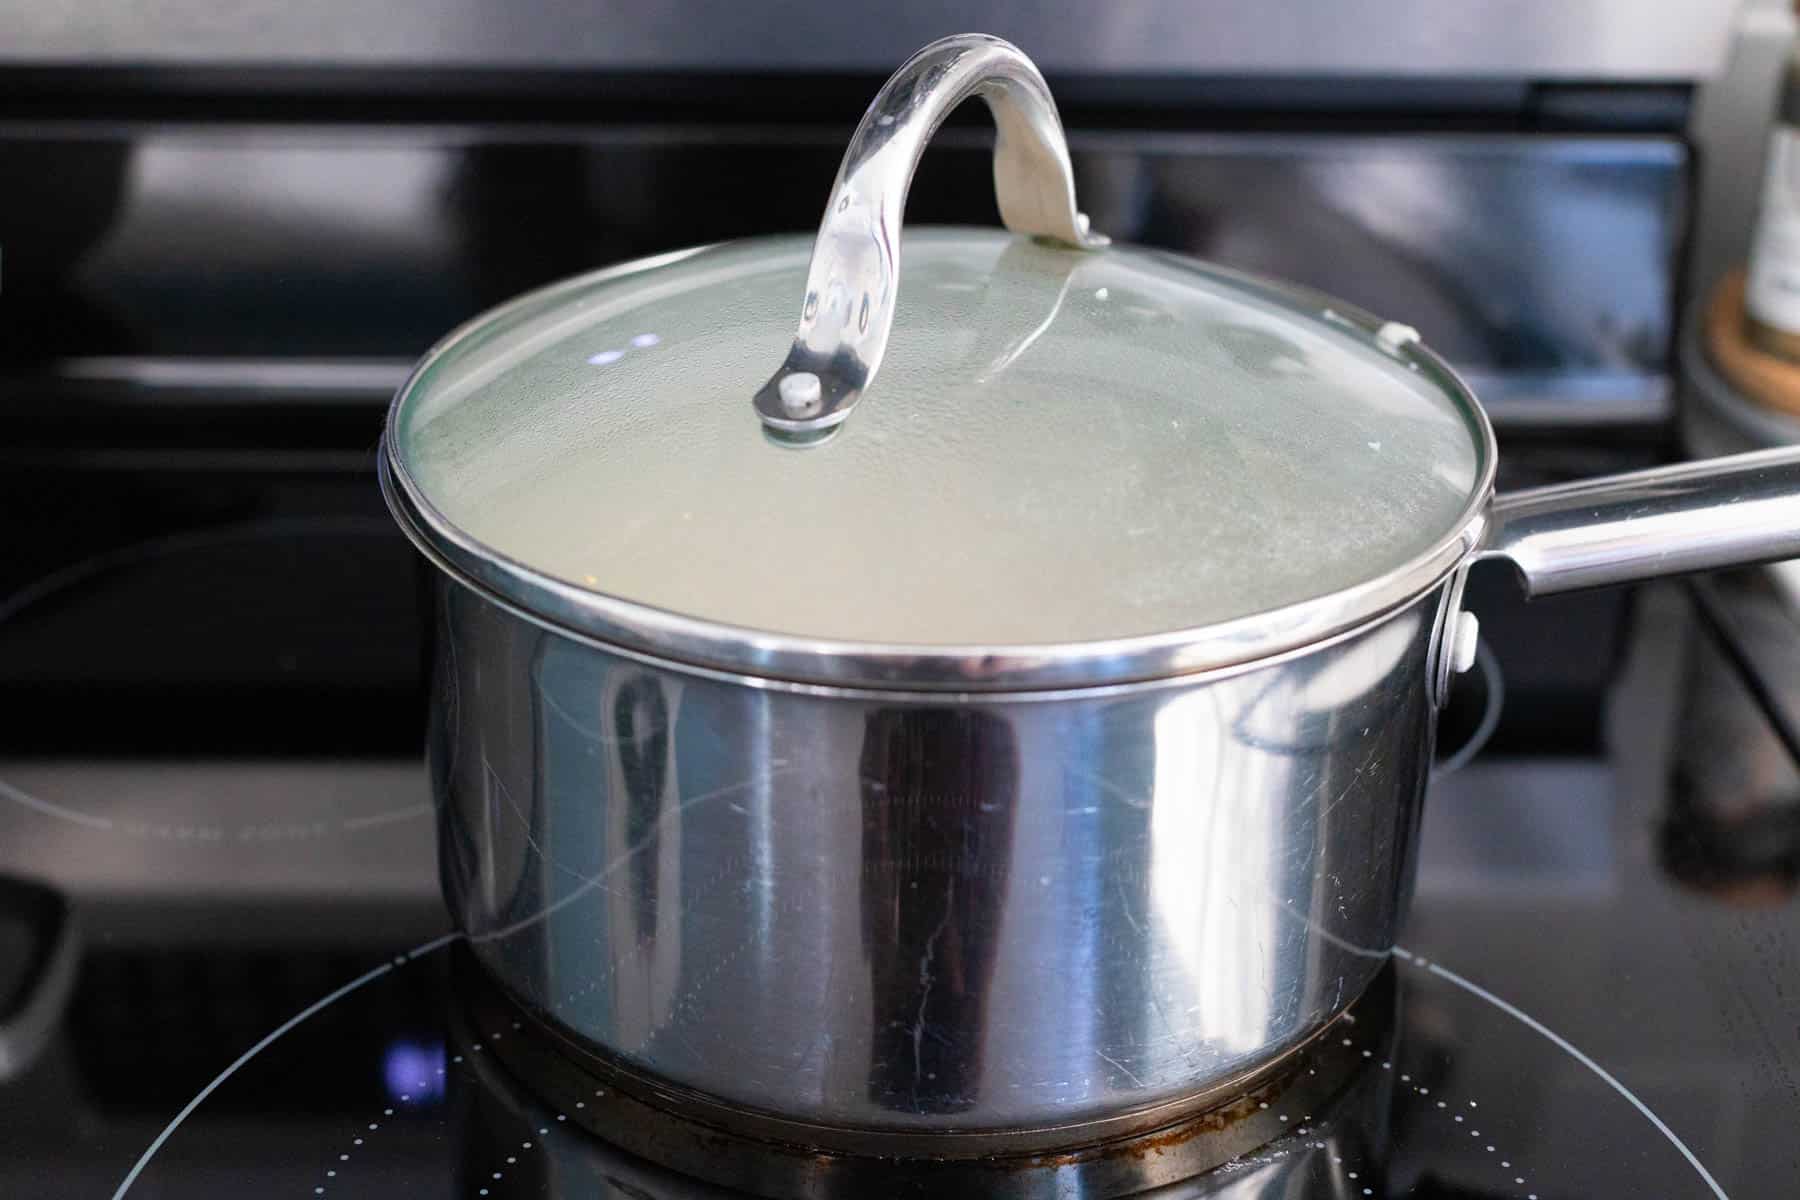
[1707,268,1800,419]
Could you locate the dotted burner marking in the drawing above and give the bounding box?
[317,1092,426,1195]
[1392,947,1729,1200]
[0,772,431,845]
[442,1019,613,1198]
[111,943,1732,1198]
[1284,1016,1539,1200]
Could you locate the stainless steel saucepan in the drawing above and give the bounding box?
[381,30,1800,1182]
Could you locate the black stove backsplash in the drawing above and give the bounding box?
[0,122,1686,758]
[1,130,1680,374]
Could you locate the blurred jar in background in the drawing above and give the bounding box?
[1746,4,1800,361]
[1663,572,1800,906]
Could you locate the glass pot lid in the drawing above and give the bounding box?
[383,34,1494,692]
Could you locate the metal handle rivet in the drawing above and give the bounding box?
[1450,612,1481,674]
[1376,321,1421,352]
[778,372,823,415]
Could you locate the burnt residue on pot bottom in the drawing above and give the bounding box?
[452,944,1398,1199]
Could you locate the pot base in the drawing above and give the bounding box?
[453,945,1393,1199]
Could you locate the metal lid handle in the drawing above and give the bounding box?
[753,33,1106,441]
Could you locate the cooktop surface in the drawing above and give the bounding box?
[0,74,1765,1198]
[1,577,1797,1200]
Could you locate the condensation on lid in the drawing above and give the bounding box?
[392,230,1485,650]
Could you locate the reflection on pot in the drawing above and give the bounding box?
[858,708,1019,1115]
[433,577,1441,1134]
[1233,609,1425,751]
[602,672,685,1052]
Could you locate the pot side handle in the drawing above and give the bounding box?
[752,32,1107,442]
[1477,445,1800,596]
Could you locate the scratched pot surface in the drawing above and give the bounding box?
[4,590,1793,1200]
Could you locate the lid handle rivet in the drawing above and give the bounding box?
[778,372,824,416]
[1375,321,1421,353]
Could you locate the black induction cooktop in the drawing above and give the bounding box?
[1,572,1797,1200]
[0,55,1761,1197]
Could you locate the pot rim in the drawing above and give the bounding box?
[382,236,1498,694]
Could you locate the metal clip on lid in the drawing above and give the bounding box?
[752,33,1107,443]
